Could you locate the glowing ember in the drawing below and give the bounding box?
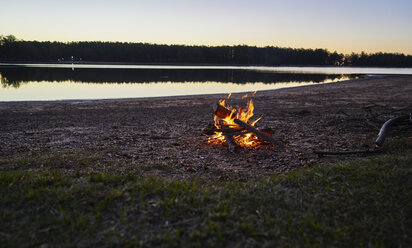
[209,92,263,147]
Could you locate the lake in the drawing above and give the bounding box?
[1,64,411,101]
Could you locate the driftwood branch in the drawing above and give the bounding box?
[315,113,412,156]
[375,114,411,147]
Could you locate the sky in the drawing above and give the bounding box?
[1,0,411,54]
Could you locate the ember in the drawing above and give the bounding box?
[203,92,283,151]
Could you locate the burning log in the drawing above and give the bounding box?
[206,94,283,150]
[202,127,273,136]
[213,103,236,119]
[214,101,283,147]
[201,127,246,136]
[233,119,284,148]
[224,134,239,152]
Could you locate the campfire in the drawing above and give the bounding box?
[203,92,283,151]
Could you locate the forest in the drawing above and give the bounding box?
[1,35,412,67]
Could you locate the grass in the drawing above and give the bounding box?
[0,146,411,247]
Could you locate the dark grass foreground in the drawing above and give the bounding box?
[1,148,411,247]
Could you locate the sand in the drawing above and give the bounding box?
[1,75,411,180]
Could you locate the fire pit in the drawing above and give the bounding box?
[203,93,283,151]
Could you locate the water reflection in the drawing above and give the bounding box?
[0,65,358,101]
[1,80,355,102]
[0,66,357,88]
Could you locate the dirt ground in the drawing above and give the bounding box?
[1,76,412,179]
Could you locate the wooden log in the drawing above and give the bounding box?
[233,118,284,148]
[376,114,411,147]
[212,103,282,147]
[223,131,250,136]
[261,128,273,135]
[202,127,271,136]
[314,149,382,156]
[224,134,238,152]
[201,127,245,136]
[213,102,235,119]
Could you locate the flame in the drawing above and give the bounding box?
[209,92,263,147]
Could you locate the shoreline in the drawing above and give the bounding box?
[2,61,412,68]
[0,76,360,104]
[1,76,411,179]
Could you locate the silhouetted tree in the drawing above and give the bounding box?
[1,35,411,67]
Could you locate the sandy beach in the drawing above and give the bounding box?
[1,76,411,179]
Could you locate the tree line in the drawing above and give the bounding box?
[1,35,411,67]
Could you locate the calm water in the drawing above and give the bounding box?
[1,64,411,101]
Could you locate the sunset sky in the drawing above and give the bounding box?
[1,0,411,54]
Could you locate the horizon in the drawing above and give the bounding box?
[3,35,412,56]
[1,0,412,55]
